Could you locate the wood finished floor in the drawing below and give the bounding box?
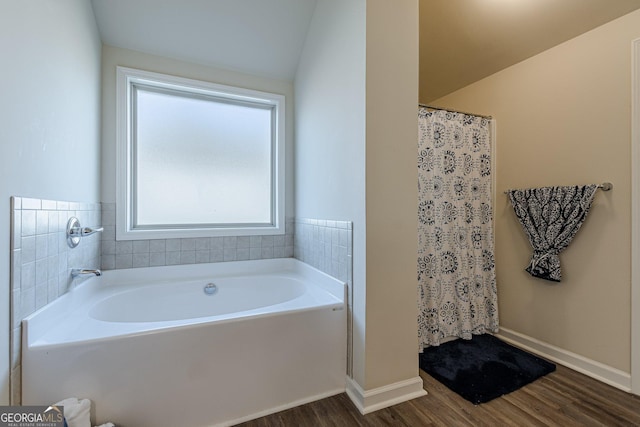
[237,365,640,426]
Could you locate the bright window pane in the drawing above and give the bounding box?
[134,87,273,226]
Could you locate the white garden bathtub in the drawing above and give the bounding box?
[22,258,347,427]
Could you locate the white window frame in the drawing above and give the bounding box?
[116,66,285,240]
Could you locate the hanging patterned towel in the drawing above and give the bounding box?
[507,185,598,282]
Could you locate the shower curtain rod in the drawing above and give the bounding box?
[502,182,614,194]
[419,103,493,120]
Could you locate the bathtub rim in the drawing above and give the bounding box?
[23,258,346,349]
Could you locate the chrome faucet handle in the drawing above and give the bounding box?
[80,226,104,237]
[66,217,103,248]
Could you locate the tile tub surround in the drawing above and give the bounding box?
[11,205,347,405]
[9,196,101,404]
[293,218,352,285]
[99,203,294,270]
[294,218,353,376]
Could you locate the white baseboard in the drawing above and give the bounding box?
[345,376,428,415]
[497,327,631,392]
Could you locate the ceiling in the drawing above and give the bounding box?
[91,1,640,101]
[420,0,640,102]
[90,0,317,81]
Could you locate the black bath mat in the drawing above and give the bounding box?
[419,334,556,404]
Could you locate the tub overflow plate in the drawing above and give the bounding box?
[204,283,218,295]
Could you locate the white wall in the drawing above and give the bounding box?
[295,0,420,393]
[0,0,102,403]
[294,0,367,383]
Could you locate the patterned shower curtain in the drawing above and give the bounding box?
[417,108,499,349]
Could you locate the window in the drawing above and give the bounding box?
[116,67,285,239]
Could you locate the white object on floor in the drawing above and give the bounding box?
[54,397,91,427]
[95,423,115,427]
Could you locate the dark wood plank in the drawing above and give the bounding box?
[237,365,640,427]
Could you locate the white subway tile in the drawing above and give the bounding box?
[58,252,68,273]
[35,211,49,235]
[132,240,150,253]
[180,251,196,264]
[21,211,36,237]
[261,236,274,248]
[339,229,349,247]
[223,236,237,249]
[35,283,47,310]
[115,254,133,269]
[58,232,69,253]
[67,246,83,266]
[11,251,21,291]
[223,248,237,262]
[47,278,58,303]
[166,239,181,252]
[11,197,21,210]
[102,240,116,255]
[35,235,48,260]
[249,247,261,260]
[12,212,21,249]
[21,198,41,210]
[47,255,58,280]
[21,237,35,263]
[166,251,181,265]
[20,287,35,320]
[115,241,133,255]
[331,228,340,244]
[132,253,150,268]
[210,237,224,251]
[210,248,224,262]
[249,236,261,248]
[237,236,250,249]
[149,240,166,253]
[35,259,48,285]
[101,255,116,270]
[236,248,251,261]
[181,238,197,251]
[21,262,35,291]
[196,250,210,263]
[273,235,285,247]
[47,233,58,256]
[41,199,56,210]
[149,252,166,267]
[236,248,250,261]
[101,210,115,227]
[101,225,115,241]
[261,247,274,259]
[195,238,210,250]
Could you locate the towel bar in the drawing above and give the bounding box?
[503,182,613,194]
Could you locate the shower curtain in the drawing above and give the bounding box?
[417,108,499,349]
